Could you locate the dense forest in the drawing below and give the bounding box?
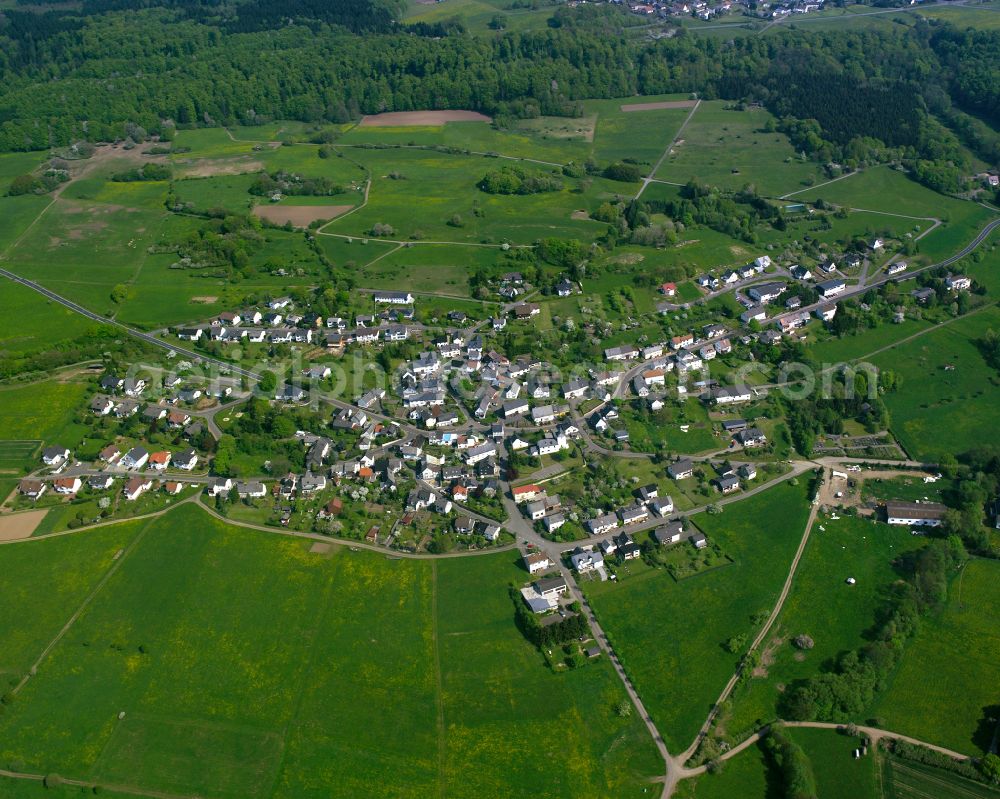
[0,0,997,184]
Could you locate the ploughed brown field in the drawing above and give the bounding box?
[620,100,698,112]
[252,205,353,227]
[358,110,492,126]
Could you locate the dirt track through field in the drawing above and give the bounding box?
[358,110,491,126]
[0,509,47,540]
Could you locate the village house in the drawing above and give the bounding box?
[815,304,838,322]
[586,512,619,536]
[18,478,47,500]
[91,395,115,416]
[208,476,233,496]
[237,480,267,499]
[648,496,674,516]
[148,451,171,471]
[748,282,786,303]
[737,427,767,447]
[88,474,115,491]
[740,305,768,325]
[42,446,70,467]
[618,504,649,526]
[123,476,153,501]
[120,446,149,470]
[512,484,543,503]
[667,459,695,480]
[570,547,604,574]
[605,345,639,362]
[715,474,741,494]
[653,520,685,546]
[817,279,846,299]
[53,476,81,495]
[710,385,753,405]
[945,274,971,292]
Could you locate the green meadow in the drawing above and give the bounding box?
[0,151,48,195]
[0,279,104,355]
[0,504,662,798]
[872,557,1000,756]
[584,479,813,751]
[654,101,826,197]
[794,165,998,263]
[0,378,91,465]
[874,305,1000,460]
[722,515,926,740]
[680,727,878,799]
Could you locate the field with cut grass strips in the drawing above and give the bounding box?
[874,304,1000,460]
[872,557,1000,756]
[884,756,1000,799]
[722,515,926,740]
[583,478,812,751]
[0,504,662,798]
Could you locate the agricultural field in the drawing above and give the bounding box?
[584,479,813,751]
[403,0,559,35]
[872,557,1000,756]
[0,504,663,798]
[0,280,105,356]
[0,378,90,469]
[873,305,1000,461]
[721,515,927,740]
[0,520,145,681]
[653,101,827,197]
[883,756,1000,799]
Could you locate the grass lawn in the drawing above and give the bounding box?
[0,504,662,797]
[0,378,90,466]
[681,726,879,798]
[806,316,933,365]
[586,95,693,168]
[318,147,608,244]
[621,399,723,456]
[403,0,557,35]
[352,243,506,296]
[873,305,1000,460]
[584,479,813,751]
[790,727,879,798]
[0,151,48,195]
[654,101,825,197]
[0,280,106,357]
[872,557,1000,756]
[0,195,52,252]
[677,740,769,799]
[722,515,926,741]
[0,520,146,682]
